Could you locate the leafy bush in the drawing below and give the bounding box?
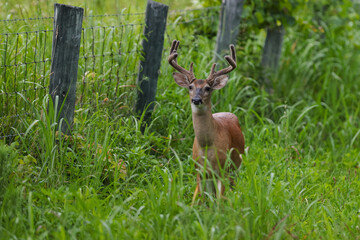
[0,142,19,198]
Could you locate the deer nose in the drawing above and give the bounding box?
[192,98,203,105]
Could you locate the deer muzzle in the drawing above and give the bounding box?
[192,88,203,105]
[192,98,203,105]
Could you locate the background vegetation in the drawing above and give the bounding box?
[1,0,360,239]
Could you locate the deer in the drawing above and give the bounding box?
[168,40,245,205]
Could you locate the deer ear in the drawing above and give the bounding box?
[211,75,228,89]
[173,72,189,88]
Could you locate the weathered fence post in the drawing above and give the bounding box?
[214,0,244,61]
[49,3,83,134]
[260,25,285,92]
[135,0,168,121]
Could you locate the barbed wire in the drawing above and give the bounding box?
[0,16,54,23]
[0,59,52,68]
[82,23,144,31]
[168,5,220,15]
[79,48,140,59]
[0,86,48,96]
[0,29,52,36]
[85,13,145,18]
[0,24,143,36]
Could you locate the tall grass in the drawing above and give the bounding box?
[1,1,360,239]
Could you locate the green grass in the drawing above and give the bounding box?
[0,0,195,19]
[1,1,360,239]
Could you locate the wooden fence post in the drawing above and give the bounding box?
[135,0,169,121]
[49,3,83,134]
[214,0,244,61]
[261,25,285,92]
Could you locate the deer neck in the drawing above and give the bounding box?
[191,102,216,147]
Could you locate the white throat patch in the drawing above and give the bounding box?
[191,103,207,113]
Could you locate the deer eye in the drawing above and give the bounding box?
[189,85,193,90]
[205,86,211,92]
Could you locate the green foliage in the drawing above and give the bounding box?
[243,0,299,28]
[199,0,221,8]
[0,142,19,198]
[1,0,360,239]
[241,0,358,30]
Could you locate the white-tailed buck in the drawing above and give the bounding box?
[168,40,245,204]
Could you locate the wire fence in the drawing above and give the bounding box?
[0,6,220,140]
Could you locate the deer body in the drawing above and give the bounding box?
[191,103,244,198]
[192,106,244,170]
[168,40,245,203]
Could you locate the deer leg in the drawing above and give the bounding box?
[217,179,224,198]
[191,174,201,206]
[191,184,199,206]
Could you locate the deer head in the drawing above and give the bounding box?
[168,40,237,106]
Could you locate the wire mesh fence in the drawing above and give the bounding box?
[78,17,145,110]
[0,29,53,139]
[0,5,220,140]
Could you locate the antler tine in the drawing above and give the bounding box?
[205,63,217,85]
[169,40,179,56]
[210,63,216,75]
[230,44,236,63]
[207,44,237,83]
[189,62,194,72]
[168,40,195,82]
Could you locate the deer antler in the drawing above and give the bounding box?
[168,40,196,83]
[206,44,237,85]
